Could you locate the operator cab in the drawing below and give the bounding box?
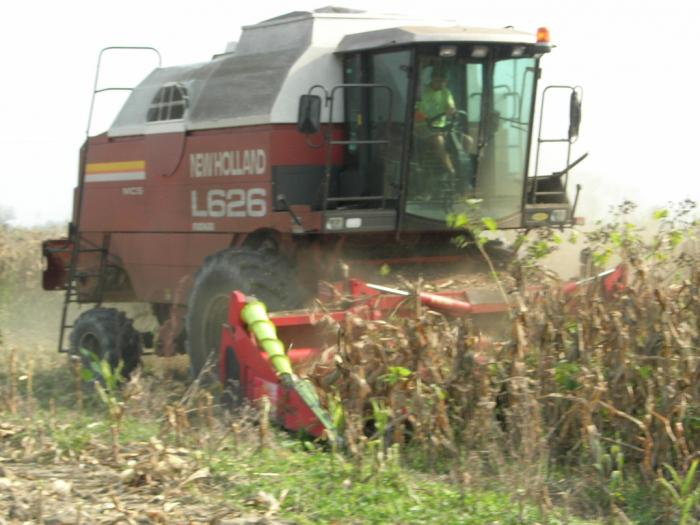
[298,25,582,233]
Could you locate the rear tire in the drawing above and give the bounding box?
[69,308,142,379]
[185,247,306,378]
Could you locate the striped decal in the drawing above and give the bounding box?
[85,160,146,183]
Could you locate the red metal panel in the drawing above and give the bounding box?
[145,131,185,178]
[82,136,147,232]
[81,124,334,235]
[269,125,345,166]
[107,232,231,302]
[77,123,335,302]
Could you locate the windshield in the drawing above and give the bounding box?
[406,51,537,224]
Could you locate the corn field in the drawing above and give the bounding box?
[0,223,65,349]
[0,224,62,292]
[305,202,700,520]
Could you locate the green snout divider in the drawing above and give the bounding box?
[240,298,337,440]
[240,300,293,376]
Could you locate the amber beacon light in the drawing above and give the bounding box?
[537,26,550,44]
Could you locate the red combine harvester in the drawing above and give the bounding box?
[42,7,586,401]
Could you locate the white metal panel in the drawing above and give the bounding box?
[143,120,186,135]
[337,26,537,53]
[107,8,539,136]
[268,14,453,124]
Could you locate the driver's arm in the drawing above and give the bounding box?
[445,89,456,116]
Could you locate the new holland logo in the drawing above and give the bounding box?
[189,149,267,178]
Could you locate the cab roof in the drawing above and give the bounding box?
[107,7,539,137]
[337,25,537,53]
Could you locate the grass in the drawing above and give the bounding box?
[0,337,602,523]
[207,444,598,524]
[1,401,598,524]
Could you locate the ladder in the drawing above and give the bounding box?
[57,47,161,353]
[57,233,111,353]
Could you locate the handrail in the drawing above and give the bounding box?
[85,46,161,137]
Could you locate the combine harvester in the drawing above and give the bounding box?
[42,7,589,434]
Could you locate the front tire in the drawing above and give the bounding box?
[185,247,305,378]
[69,308,142,378]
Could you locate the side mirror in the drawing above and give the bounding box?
[297,94,321,134]
[568,90,582,141]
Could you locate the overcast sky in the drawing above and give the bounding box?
[2,0,698,225]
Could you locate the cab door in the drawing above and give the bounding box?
[338,50,411,208]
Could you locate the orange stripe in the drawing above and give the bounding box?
[86,160,146,174]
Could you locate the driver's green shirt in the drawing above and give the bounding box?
[417,86,455,129]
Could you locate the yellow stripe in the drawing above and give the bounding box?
[86,160,146,174]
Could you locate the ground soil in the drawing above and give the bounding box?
[0,423,287,525]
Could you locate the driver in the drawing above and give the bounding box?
[415,66,473,176]
[415,68,457,176]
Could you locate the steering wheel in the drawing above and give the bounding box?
[426,112,448,129]
[426,110,467,131]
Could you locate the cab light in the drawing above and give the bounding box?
[439,45,457,57]
[511,45,526,57]
[471,45,488,58]
[536,27,550,44]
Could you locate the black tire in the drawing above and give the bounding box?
[185,247,306,378]
[69,308,142,379]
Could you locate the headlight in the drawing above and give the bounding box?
[326,217,343,230]
[345,218,362,229]
[550,209,568,223]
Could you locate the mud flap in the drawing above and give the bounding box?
[42,238,72,290]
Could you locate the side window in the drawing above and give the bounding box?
[370,51,409,126]
[492,58,536,178]
[465,63,483,124]
[368,50,410,198]
[146,84,188,122]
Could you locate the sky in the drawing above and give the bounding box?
[1,0,699,225]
